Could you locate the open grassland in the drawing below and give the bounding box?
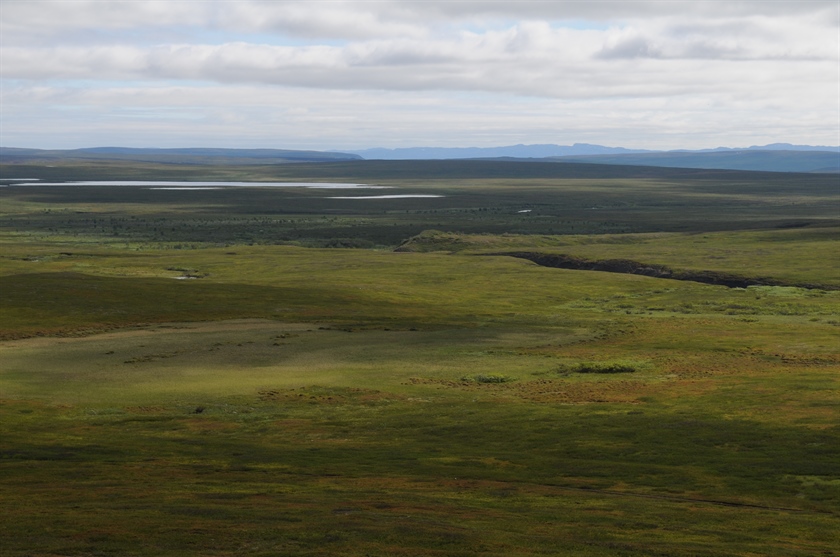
[3,160,838,248]
[399,227,840,289]
[1,160,839,556]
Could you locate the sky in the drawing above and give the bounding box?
[1,0,838,151]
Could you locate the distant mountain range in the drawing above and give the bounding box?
[0,147,362,165]
[347,143,838,159]
[347,143,652,160]
[2,144,838,173]
[347,143,840,173]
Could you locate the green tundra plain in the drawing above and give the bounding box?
[1,160,838,556]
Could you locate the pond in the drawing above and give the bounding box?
[4,180,387,189]
[328,194,444,199]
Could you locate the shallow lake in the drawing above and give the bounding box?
[5,180,387,189]
[328,194,444,199]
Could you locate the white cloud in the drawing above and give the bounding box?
[3,1,836,45]
[3,24,835,102]
[1,0,837,149]
[3,80,836,150]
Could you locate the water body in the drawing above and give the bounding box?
[328,194,444,199]
[6,180,387,189]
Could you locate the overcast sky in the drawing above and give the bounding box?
[2,0,838,150]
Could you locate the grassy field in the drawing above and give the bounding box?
[2,160,838,248]
[1,160,838,556]
[398,227,840,289]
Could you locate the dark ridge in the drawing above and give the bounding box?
[284,159,811,180]
[548,150,840,174]
[485,252,838,291]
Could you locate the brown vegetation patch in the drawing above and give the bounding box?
[0,325,123,341]
[406,377,470,388]
[511,378,653,403]
[271,418,315,430]
[658,350,840,379]
[125,405,167,414]
[123,351,180,364]
[406,377,656,403]
[753,351,840,366]
[258,386,403,405]
[183,418,240,433]
[654,354,745,379]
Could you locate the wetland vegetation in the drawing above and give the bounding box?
[1,159,838,556]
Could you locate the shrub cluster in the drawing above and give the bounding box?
[573,363,637,374]
[461,373,515,383]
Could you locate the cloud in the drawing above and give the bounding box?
[0,15,838,83]
[598,15,837,60]
[0,0,429,44]
[4,81,836,150]
[3,19,835,98]
[4,2,835,84]
[3,1,836,45]
[1,0,837,149]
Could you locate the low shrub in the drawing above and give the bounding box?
[461,374,515,383]
[574,363,637,374]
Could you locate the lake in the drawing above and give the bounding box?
[328,194,444,199]
[3,180,387,189]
